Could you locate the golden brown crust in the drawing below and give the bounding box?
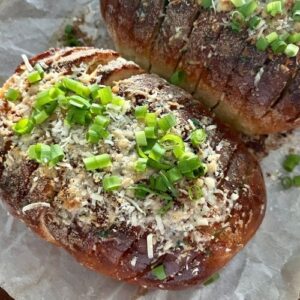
[0,47,266,290]
[101,0,300,135]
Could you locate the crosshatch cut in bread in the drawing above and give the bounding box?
[0,47,266,290]
[101,0,300,135]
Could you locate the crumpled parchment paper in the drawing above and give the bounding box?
[0,1,300,299]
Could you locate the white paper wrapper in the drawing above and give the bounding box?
[0,1,300,299]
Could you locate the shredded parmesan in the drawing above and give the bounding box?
[21,54,34,72]
[147,234,154,259]
[22,202,50,213]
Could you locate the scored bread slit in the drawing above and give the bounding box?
[176,11,225,96]
[149,0,201,80]
[144,0,170,72]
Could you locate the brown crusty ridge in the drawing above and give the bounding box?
[101,0,300,135]
[0,47,266,290]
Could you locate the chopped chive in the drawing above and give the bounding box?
[12,118,34,135]
[283,154,300,172]
[202,0,212,8]
[149,143,166,162]
[145,126,157,139]
[190,129,207,146]
[170,70,185,86]
[28,143,64,166]
[68,95,91,109]
[62,77,90,98]
[256,37,269,51]
[293,175,300,187]
[66,107,90,125]
[90,103,104,115]
[158,113,176,132]
[112,96,125,107]
[34,63,44,79]
[281,176,293,189]
[135,131,148,146]
[248,16,261,29]
[89,84,101,100]
[83,154,112,171]
[238,0,257,17]
[266,32,278,44]
[293,10,300,21]
[266,1,282,17]
[151,265,167,280]
[135,105,148,120]
[145,113,157,127]
[97,86,113,105]
[5,88,21,102]
[166,167,182,183]
[188,185,204,201]
[27,70,42,84]
[178,155,202,174]
[135,157,148,172]
[33,110,49,125]
[203,273,220,285]
[271,39,287,54]
[288,33,300,44]
[87,124,109,144]
[231,0,245,7]
[34,90,55,108]
[94,115,110,127]
[284,44,299,57]
[103,175,122,191]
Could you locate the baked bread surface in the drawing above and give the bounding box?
[0,47,266,289]
[101,0,300,135]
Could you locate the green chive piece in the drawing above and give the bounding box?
[271,39,287,54]
[33,110,49,125]
[34,63,44,79]
[283,154,300,172]
[112,96,125,107]
[293,175,300,187]
[170,70,185,86]
[135,157,148,172]
[145,126,157,139]
[256,37,269,51]
[248,16,261,29]
[203,273,220,286]
[135,131,148,146]
[28,143,64,166]
[281,176,293,189]
[83,154,112,171]
[149,143,166,161]
[266,1,282,17]
[103,175,122,191]
[178,155,202,174]
[90,103,104,115]
[27,70,42,84]
[12,118,34,135]
[284,44,299,58]
[49,144,64,166]
[89,84,101,100]
[5,88,21,102]
[133,184,153,199]
[34,90,54,108]
[166,167,182,183]
[135,105,148,120]
[202,0,212,8]
[293,10,300,21]
[145,113,157,127]
[66,107,91,126]
[266,32,278,44]
[97,86,113,105]
[230,21,241,33]
[87,124,109,144]
[188,185,204,201]
[68,95,91,109]
[94,115,110,127]
[190,129,207,146]
[231,0,245,7]
[62,77,90,98]
[238,0,257,17]
[151,265,167,280]
[288,33,300,44]
[158,114,177,132]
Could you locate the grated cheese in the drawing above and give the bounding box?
[147,233,154,259]
[21,54,34,72]
[22,202,51,213]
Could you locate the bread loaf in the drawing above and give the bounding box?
[101,0,300,135]
[0,47,266,289]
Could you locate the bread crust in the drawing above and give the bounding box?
[101,0,300,135]
[0,47,266,290]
